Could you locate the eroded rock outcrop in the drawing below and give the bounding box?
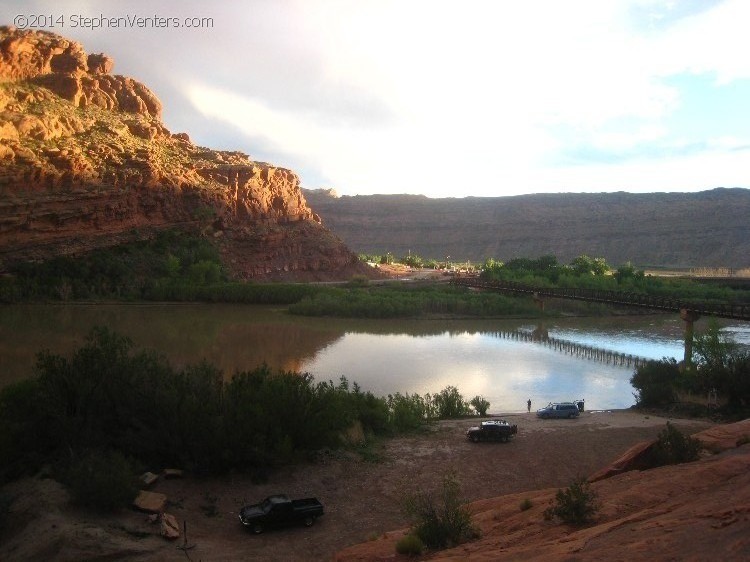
[0,26,362,280]
[336,419,750,561]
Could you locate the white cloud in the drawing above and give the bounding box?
[5,0,750,196]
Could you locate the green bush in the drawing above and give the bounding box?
[387,392,429,432]
[469,395,490,416]
[519,497,533,511]
[2,329,510,488]
[395,533,425,556]
[2,230,228,302]
[630,358,679,407]
[402,471,477,550]
[62,449,139,512]
[543,478,598,526]
[647,422,701,466]
[431,386,471,419]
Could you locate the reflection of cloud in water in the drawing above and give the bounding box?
[301,331,638,413]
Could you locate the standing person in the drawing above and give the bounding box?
[527,398,531,413]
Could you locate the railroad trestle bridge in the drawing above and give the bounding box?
[494,328,649,369]
[451,277,750,364]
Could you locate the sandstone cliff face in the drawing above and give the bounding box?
[0,26,360,280]
[304,188,750,269]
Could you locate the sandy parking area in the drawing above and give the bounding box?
[112,409,711,561]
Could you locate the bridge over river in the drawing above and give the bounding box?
[494,327,650,370]
[451,277,750,364]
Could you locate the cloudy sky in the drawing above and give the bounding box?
[4,0,750,197]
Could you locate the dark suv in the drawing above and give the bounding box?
[536,402,580,419]
[466,420,518,442]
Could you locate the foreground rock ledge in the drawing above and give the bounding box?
[335,419,750,561]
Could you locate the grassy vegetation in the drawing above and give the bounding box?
[3,242,746,321]
[0,230,225,302]
[0,231,544,317]
[481,254,750,304]
[288,283,542,318]
[0,328,488,494]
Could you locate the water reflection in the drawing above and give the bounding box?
[1,304,747,413]
[299,330,640,412]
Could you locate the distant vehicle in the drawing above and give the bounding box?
[466,419,518,442]
[239,494,324,534]
[536,402,581,419]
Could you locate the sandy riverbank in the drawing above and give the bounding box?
[0,410,715,561]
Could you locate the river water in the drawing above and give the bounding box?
[1,304,748,412]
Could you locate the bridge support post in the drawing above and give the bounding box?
[680,308,701,368]
[532,292,545,313]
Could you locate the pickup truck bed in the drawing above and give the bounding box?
[239,494,324,534]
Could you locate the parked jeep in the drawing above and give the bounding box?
[466,419,518,442]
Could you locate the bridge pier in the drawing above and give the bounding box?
[680,308,701,368]
[532,292,545,312]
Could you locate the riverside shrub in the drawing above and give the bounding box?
[62,449,139,512]
[431,386,471,419]
[402,471,477,550]
[630,358,679,407]
[543,478,598,526]
[0,327,497,491]
[387,392,429,432]
[0,328,388,480]
[646,422,701,466]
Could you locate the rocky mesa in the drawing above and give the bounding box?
[304,188,750,269]
[0,26,363,280]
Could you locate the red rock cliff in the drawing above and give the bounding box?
[0,26,362,280]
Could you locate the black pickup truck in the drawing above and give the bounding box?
[466,419,518,442]
[239,494,324,533]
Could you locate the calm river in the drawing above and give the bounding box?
[2,304,748,412]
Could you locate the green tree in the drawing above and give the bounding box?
[401,253,424,268]
[614,262,644,284]
[188,260,222,284]
[570,255,609,276]
[535,255,559,271]
[164,254,181,278]
[630,358,679,407]
[693,321,738,373]
[692,322,750,408]
[431,386,471,418]
[469,396,490,416]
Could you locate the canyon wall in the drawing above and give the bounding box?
[304,188,750,268]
